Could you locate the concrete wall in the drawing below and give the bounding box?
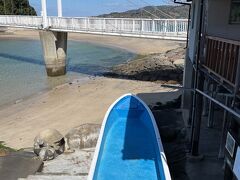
[181,0,202,124]
[188,0,201,63]
[207,0,240,40]
[39,31,68,77]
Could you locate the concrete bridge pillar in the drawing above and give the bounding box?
[39,31,68,77]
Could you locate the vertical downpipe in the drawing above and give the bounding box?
[190,0,205,156]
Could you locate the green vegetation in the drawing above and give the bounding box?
[133,54,148,60]
[98,5,189,19]
[0,0,36,15]
[0,141,16,152]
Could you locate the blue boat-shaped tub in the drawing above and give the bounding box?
[88,94,171,180]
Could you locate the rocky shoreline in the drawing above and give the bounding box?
[104,46,185,83]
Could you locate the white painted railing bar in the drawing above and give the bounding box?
[0,15,188,40]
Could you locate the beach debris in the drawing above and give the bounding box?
[34,129,65,161]
[173,58,185,69]
[15,99,23,104]
[65,124,101,150]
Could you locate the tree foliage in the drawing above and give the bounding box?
[0,0,36,15]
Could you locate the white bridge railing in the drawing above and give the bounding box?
[0,15,188,40]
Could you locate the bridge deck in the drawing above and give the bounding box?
[0,16,188,40]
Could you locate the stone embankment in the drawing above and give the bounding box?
[104,47,185,83]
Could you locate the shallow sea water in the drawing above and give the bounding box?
[0,39,134,107]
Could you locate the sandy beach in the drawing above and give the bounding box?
[2,29,185,54]
[0,29,183,149]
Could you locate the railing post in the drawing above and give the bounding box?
[174,20,177,35]
[121,19,123,32]
[72,18,74,30]
[103,18,106,32]
[164,20,167,34]
[115,19,117,32]
[141,20,144,33]
[133,19,135,32]
[152,19,155,33]
[84,18,87,30]
[87,18,90,31]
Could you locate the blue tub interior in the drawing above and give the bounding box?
[93,95,166,180]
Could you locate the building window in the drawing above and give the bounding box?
[230,0,240,24]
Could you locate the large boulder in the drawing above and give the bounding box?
[65,124,101,150]
[34,129,65,161]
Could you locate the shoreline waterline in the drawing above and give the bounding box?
[0,30,184,149]
[0,76,179,149]
[0,38,135,108]
[1,29,184,54]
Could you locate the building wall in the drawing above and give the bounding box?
[188,0,201,62]
[207,0,240,40]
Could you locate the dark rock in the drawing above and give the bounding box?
[34,129,65,161]
[104,46,185,82]
[0,152,43,180]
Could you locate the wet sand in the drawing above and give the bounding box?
[0,77,178,149]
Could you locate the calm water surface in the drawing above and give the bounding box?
[0,39,134,107]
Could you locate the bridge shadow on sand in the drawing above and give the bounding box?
[0,52,109,76]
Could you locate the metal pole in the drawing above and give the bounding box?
[186,5,192,48]
[218,96,231,159]
[191,72,205,156]
[190,0,204,156]
[233,53,240,105]
[207,84,217,128]
[57,0,62,17]
[196,89,240,120]
[41,0,48,29]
